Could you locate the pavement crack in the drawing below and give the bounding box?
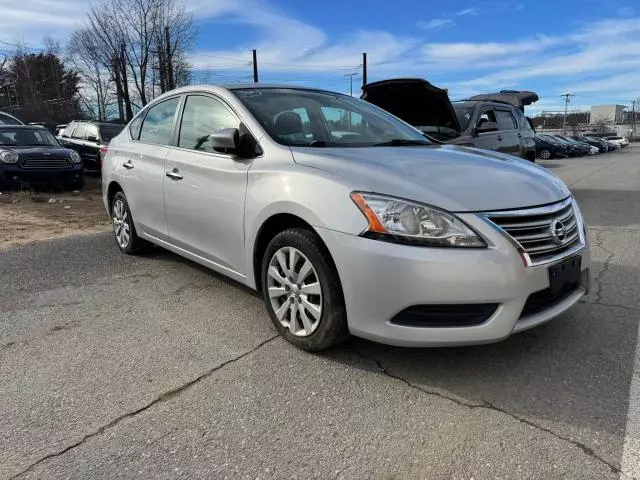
[9,335,279,479]
[591,230,615,305]
[580,299,640,313]
[365,354,619,474]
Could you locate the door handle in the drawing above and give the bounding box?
[497,135,503,141]
[165,168,183,180]
[122,160,134,169]
[517,133,522,138]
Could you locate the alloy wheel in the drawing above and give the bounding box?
[267,246,323,337]
[540,149,551,160]
[112,199,131,249]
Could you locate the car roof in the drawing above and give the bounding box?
[167,83,344,97]
[452,100,521,110]
[0,124,47,130]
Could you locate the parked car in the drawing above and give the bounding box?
[603,135,629,148]
[0,111,24,125]
[55,124,68,136]
[102,84,590,351]
[551,136,588,156]
[360,79,537,161]
[576,136,609,153]
[533,134,569,159]
[58,121,124,170]
[0,125,83,190]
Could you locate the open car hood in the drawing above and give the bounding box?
[467,90,539,111]
[361,78,461,135]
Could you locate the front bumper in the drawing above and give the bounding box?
[0,164,83,186]
[316,214,590,347]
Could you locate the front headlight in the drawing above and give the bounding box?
[69,150,81,164]
[0,149,19,164]
[351,192,486,248]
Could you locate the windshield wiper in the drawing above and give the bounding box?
[372,139,431,147]
[308,140,342,147]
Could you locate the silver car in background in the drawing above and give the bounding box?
[102,84,590,351]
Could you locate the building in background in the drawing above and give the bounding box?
[590,104,626,124]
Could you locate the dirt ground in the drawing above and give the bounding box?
[0,175,110,250]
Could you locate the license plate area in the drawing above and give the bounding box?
[548,257,582,295]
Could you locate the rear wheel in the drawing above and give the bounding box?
[539,149,552,160]
[261,228,348,351]
[111,191,149,254]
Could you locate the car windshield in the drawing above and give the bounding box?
[0,128,59,147]
[100,124,124,142]
[453,106,474,130]
[231,88,430,147]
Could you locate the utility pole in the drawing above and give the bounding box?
[252,49,258,83]
[344,72,359,96]
[632,100,636,140]
[362,52,367,87]
[560,93,574,134]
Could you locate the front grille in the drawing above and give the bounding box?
[21,158,71,170]
[390,304,499,327]
[483,198,584,265]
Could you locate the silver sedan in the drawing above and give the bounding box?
[102,84,590,351]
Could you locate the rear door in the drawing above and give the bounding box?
[494,109,520,156]
[118,95,182,240]
[163,93,252,276]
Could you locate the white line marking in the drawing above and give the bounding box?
[621,321,640,479]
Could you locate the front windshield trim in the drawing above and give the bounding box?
[230,87,431,148]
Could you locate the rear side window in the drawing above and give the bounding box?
[71,124,87,139]
[63,123,76,137]
[496,110,516,130]
[177,95,239,152]
[85,124,99,139]
[0,113,21,125]
[139,97,180,145]
[100,125,124,142]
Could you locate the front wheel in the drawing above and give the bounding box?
[261,228,348,351]
[539,149,552,160]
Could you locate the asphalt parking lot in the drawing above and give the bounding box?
[1,145,639,479]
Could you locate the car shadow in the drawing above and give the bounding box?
[318,259,639,465]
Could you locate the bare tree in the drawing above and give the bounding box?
[68,0,196,121]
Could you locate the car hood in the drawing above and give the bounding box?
[9,147,73,159]
[291,145,570,212]
[361,78,461,132]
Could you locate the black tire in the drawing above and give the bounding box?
[69,176,84,191]
[539,149,552,160]
[261,228,349,351]
[110,191,150,254]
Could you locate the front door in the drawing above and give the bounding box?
[164,94,252,276]
[473,108,508,153]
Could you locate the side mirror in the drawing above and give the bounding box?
[210,128,239,150]
[476,121,499,134]
[86,135,98,143]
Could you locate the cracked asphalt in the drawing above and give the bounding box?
[1,145,639,479]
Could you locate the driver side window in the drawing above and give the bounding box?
[476,109,497,129]
[178,95,240,152]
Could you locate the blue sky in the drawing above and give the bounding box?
[3,0,640,114]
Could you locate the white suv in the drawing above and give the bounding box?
[102,85,590,351]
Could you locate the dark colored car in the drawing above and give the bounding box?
[534,135,569,159]
[576,136,608,153]
[0,125,84,190]
[361,79,538,161]
[58,121,124,170]
[0,111,23,125]
[557,135,591,155]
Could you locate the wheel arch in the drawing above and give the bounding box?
[251,212,334,292]
[106,181,124,214]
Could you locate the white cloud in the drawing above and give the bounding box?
[415,18,454,31]
[455,8,479,16]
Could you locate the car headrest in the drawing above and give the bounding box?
[274,111,303,135]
